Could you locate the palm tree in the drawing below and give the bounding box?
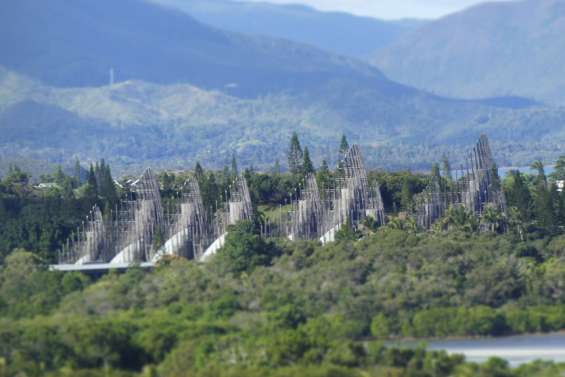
[481,204,503,233]
[531,160,547,187]
[443,205,478,233]
[386,217,404,230]
[553,155,565,181]
[405,217,418,232]
[507,206,526,241]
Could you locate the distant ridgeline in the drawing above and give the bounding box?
[54,135,506,271]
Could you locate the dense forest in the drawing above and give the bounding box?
[3,135,565,376]
[3,225,565,376]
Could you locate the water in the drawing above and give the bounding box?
[450,166,555,179]
[498,165,555,178]
[427,333,565,366]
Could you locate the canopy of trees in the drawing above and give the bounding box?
[3,137,565,376]
[2,226,565,375]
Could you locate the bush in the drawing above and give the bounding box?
[370,314,392,339]
[213,221,281,275]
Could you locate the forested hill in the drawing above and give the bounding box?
[373,0,565,105]
[0,0,385,96]
[2,67,565,174]
[151,0,426,59]
[2,0,565,172]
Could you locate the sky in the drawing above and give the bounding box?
[243,0,515,19]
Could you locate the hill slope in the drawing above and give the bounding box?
[2,68,565,174]
[2,0,565,173]
[373,0,565,104]
[151,0,425,59]
[0,0,385,97]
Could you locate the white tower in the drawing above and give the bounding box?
[109,67,115,87]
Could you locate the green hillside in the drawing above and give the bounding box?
[2,68,565,174]
[152,0,426,59]
[2,0,565,174]
[0,0,384,96]
[374,0,565,105]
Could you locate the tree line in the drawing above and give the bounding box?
[3,135,565,376]
[4,133,565,261]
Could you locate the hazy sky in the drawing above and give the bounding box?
[243,0,515,19]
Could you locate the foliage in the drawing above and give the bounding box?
[212,221,281,275]
[435,206,479,233]
[287,132,303,176]
[0,195,96,263]
[370,171,429,213]
[302,147,315,175]
[0,161,115,262]
[5,157,565,375]
[3,229,565,375]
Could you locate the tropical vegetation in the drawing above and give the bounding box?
[3,137,565,376]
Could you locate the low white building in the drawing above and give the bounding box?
[34,182,60,190]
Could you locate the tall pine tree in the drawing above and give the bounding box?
[203,172,220,211]
[441,154,451,181]
[54,165,66,186]
[336,135,349,179]
[558,186,565,226]
[532,162,555,229]
[506,171,532,223]
[316,159,331,193]
[287,132,303,175]
[400,177,413,211]
[231,154,238,177]
[73,159,82,187]
[273,160,281,175]
[339,134,349,155]
[195,162,204,181]
[431,163,441,179]
[531,160,547,187]
[85,164,98,200]
[553,155,565,181]
[302,147,315,175]
[222,165,231,191]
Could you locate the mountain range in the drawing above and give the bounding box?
[1,0,565,175]
[1,0,391,97]
[374,0,565,105]
[150,0,426,59]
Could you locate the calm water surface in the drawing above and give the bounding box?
[427,333,565,366]
[498,166,555,177]
[450,166,556,178]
